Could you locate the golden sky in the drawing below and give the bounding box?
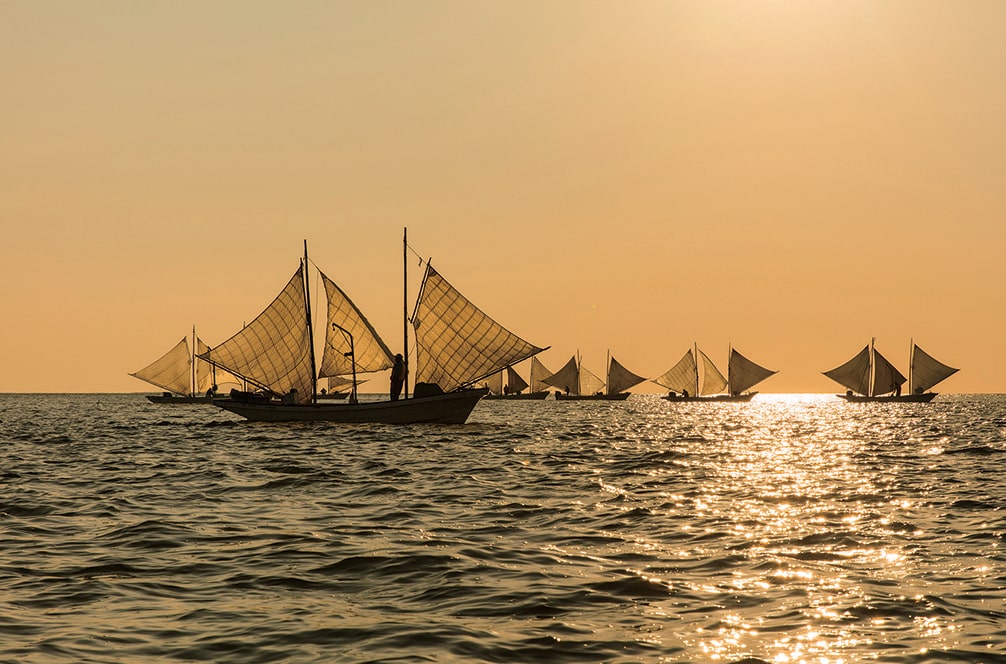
[2,1,1003,393]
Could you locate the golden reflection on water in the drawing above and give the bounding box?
[627,394,962,662]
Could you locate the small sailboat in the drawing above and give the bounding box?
[482,360,549,400]
[823,339,958,402]
[201,235,546,423]
[130,327,237,404]
[544,352,646,400]
[654,345,776,402]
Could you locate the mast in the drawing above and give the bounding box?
[191,325,197,397]
[606,349,610,395]
[303,240,318,403]
[909,337,915,395]
[693,342,700,397]
[727,343,732,396]
[403,227,409,400]
[868,337,876,397]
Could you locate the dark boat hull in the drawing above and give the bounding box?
[213,388,488,424]
[483,391,550,400]
[837,393,938,403]
[146,395,216,404]
[554,392,630,401]
[662,393,756,402]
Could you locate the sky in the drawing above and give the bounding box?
[2,1,1004,394]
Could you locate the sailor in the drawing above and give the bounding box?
[390,354,406,401]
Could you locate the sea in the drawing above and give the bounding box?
[1,393,1004,663]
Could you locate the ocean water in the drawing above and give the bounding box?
[1,393,1004,663]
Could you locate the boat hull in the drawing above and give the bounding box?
[484,391,549,401]
[554,392,630,401]
[213,388,489,424]
[837,393,938,403]
[146,395,217,404]
[662,393,756,403]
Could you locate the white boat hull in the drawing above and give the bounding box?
[213,388,489,424]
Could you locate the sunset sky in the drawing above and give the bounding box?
[3,1,1004,394]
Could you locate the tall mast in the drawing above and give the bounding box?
[868,337,876,397]
[909,337,915,395]
[727,343,732,396]
[303,240,318,403]
[694,342,700,397]
[191,325,197,397]
[403,227,409,400]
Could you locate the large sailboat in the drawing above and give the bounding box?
[482,358,550,400]
[201,236,546,423]
[654,345,776,402]
[544,353,646,400]
[823,339,958,402]
[130,328,236,404]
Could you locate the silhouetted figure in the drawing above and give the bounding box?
[390,354,405,401]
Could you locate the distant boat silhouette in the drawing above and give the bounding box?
[543,352,645,400]
[823,338,958,402]
[654,344,776,402]
[130,327,238,404]
[483,360,550,399]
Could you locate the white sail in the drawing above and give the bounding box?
[652,350,696,395]
[529,357,551,393]
[318,271,394,378]
[505,366,529,394]
[198,265,314,404]
[698,347,728,396]
[606,356,646,395]
[871,347,906,396]
[483,370,504,395]
[412,265,544,392]
[579,363,606,396]
[130,337,193,396]
[728,348,776,395]
[823,345,872,395]
[541,355,580,395]
[911,343,958,394]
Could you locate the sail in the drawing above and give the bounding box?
[130,337,192,396]
[529,357,551,393]
[606,356,646,395]
[197,265,314,404]
[823,345,872,395]
[505,366,529,394]
[698,348,728,396]
[652,350,696,395]
[318,271,394,378]
[871,347,906,396]
[483,370,504,395]
[728,348,776,395]
[579,363,606,395]
[541,355,580,395]
[412,266,545,392]
[911,343,958,394]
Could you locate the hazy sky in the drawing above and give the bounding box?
[3,1,1004,393]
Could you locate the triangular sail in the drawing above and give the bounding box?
[318,271,394,378]
[698,347,728,396]
[579,363,606,395]
[728,348,776,395]
[130,337,193,396]
[823,345,872,395]
[606,356,646,395]
[505,366,529,394]
[483,370,504,395]
[529,357,551,393]
[412,265,545,392]
[541,355,580,395]
[652,350,696,395]
[911,343,958,394]
[871,347,906,396]
[197,265,314,404]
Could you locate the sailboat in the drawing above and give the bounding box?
[823,339,958,402]
[483,359,550,400]
[130,327,237,404]
[544,352,646,400]
[201,236,546,423]
[654,345,776,402]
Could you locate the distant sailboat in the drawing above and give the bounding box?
[544,352,646,400]
[654,345,776,402]
[201,236,546,423]
[130,327,237,404]
[823,339,958,402]
[483,362,549,400]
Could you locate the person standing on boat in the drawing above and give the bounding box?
[390,354,405,401]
